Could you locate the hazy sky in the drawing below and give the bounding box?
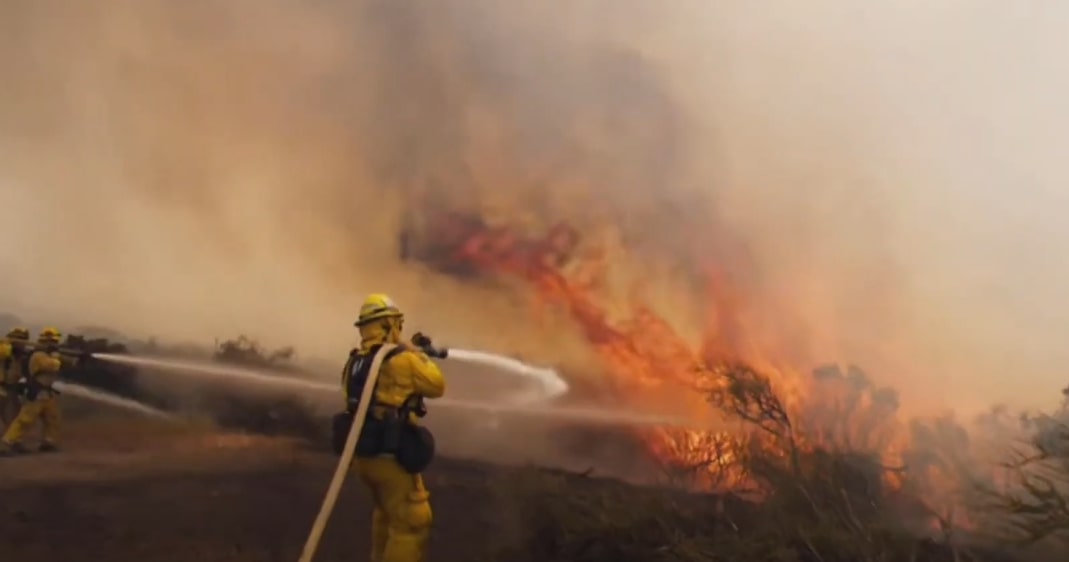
[1,1,1067,413]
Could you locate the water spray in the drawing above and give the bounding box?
[74,349,690,562]
[447,348,569,401]
[93,353,689,428]
[409,333,569,402]
[53,381,174,420]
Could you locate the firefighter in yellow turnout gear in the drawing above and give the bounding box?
[342,293,445,562]
[1,328,69,455]
[0,327,32,427]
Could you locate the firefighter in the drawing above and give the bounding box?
[342,293,445,562]
[0,327,31,427]
[0,327,67,455]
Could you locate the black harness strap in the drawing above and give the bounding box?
[343,344,405,408]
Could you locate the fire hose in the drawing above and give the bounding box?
[296,342,397,562]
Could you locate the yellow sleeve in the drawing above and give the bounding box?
[29,351,62,376]
[396,349,445,399]
[0,342,11,360]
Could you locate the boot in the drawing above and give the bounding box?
[38,442,59,453]
[0,442,29,457]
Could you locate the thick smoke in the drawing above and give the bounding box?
[1,1,1068,413]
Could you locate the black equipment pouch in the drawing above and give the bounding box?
[390,394,436,474]
[20,380,55,400]
[22,381,38,401]
[395,423,436,474]
[330,411,352,455]
[380,408,405,454]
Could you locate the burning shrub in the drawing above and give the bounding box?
[976,405,1069,549]
[417,210,914,487]
[489,464,1005,562]
[399,209,1069,559]
[704,363,921,551]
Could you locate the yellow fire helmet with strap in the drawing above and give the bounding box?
[355,293,404,326]
[5,327,30,342]
[37,327,62,345]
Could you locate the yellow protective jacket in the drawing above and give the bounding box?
[27,350,62,389]
[343,343,445,423]
[0,342,29,386]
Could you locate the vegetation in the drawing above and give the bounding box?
[975,397,1069,551]
[212,335,297,370]
[43,326,323,442]
[482,365,1069,562]
[5,311,1067,561]
[488,468,986,562]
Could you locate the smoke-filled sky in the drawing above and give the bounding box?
[1,1,1067,412]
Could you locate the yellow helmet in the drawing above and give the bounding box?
[355,293,403,326]
[5,327,30,341]
[37,327,62,345]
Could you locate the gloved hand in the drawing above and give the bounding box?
[410,332,448,359]
[410,332,433,349]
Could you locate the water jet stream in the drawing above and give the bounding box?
[53,381,175,420]
[446,348,569,401]
[92,353,690,428]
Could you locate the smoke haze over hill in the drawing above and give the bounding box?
[1,1,1067,412]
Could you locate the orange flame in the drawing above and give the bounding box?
[421,211,915,490]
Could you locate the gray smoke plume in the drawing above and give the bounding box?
[1,1,1068,414]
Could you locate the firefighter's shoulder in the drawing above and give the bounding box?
[29,350,62,371]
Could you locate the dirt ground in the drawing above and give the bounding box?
[0,398,1043,562]
[0,408,512,562]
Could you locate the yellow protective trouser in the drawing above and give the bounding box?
[354,456,433,562]
[0,389,20,427]
[2,395,60,446]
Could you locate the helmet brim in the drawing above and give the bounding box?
[354,310,402,327]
